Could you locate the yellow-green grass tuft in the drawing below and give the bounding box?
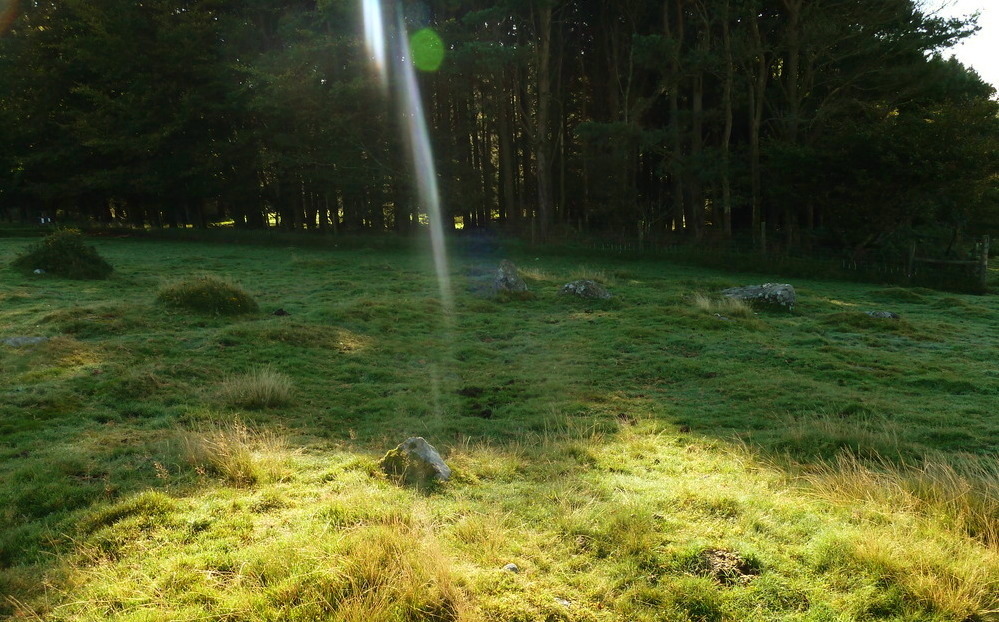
[184,418,292,486]
[804,451,999,548]
[217,366,294,409]
[690,292,755,318]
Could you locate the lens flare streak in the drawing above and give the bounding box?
[392,12,453,314]
[362,0,453,315]
[362,0,388,89]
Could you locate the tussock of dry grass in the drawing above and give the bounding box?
[184,418,291,486]
[805,451,999,547]
[517,265,554,283]
[690,292,755,318]
[839,526,999,620]
[217,366,293,409]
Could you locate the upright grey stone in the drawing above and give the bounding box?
[559,279,611,300]
[494,260,528,293]
[379,437,452,487]
[722,283,796,311]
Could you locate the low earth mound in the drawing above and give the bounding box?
[156,275,258,315]
[10,229,113,279]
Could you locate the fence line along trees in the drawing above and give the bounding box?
[1,0,996,252]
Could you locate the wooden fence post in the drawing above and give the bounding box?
[907,240,916,281]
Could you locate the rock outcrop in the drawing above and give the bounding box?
[722,283,796,311]
[559,279,611,300]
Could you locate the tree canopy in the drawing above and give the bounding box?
[1,0,997,252]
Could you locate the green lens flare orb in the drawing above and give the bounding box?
[410,28,444,72]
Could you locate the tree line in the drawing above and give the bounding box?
[1,0,997,253]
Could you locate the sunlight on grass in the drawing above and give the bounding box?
[3,238,999,621]
[184,418,292,486]
[805,451,999,547]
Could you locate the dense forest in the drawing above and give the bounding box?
[1,0,997,252]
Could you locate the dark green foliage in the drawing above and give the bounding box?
[10,229,113,279]
[156,275,258,316]
[1,0,995,251]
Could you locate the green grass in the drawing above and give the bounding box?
[1,235,997,621]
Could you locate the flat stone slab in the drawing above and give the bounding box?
[559,279,611,299]
[866,311,900,319]
[722,283,796,311]
[2,337,50,347]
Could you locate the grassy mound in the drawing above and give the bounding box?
[156,275,258,315]
[10,229,113,279]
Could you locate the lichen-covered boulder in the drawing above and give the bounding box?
[866,311,900,319]
[559,279,611,300]
[379,437,451,487]
[722,283,796,311]
[493,260,527,294]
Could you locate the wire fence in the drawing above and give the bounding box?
[572,235,991,294]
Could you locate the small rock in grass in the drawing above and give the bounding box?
[33,268,45,274]
[494,260,527,294]
[559,279,611,300]
[722,283,796,311]
[2,336,50,347]
[502,563,519,573]
[379,437,451,487]
[273,308,290,316]
[554,598,571,607]
[866,310,900,319]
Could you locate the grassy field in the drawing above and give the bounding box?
[1,233,997,621]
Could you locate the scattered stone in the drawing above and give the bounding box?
[722,283,796,311]
[2,336,50,347]
[273,308,290,316]
[493,260,527,293]
[559,279,611,300]
[554,598,571,607]
[379,437,451,487]
[866,310,900,319]
[714,313,732,321]
[502,563,519,573]
[33,268,45,275]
